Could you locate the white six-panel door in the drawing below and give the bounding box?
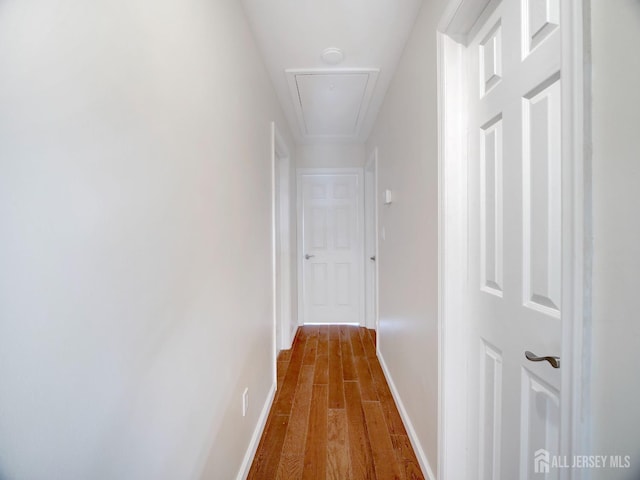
[298,169,364,325]
[466,1,563,478]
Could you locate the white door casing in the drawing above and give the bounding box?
[438,1,588,479]
[297,168,365,325]
[272,122,294,358]
[364,149,379,331]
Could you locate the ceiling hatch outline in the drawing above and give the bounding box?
[286,68,380,141]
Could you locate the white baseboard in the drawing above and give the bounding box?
[236,382,277,480]
[377,349,437,480]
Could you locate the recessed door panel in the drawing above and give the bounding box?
[480,22,503,95]
[310,207,328,251]
[480,116,504,296]
[311,264,328,306]
[522,0,560,55]
[335,263,351,306]
[523,77,561,317]
[519,368,560,480]
[479,340,503,480]
[333,182,350,199]
[334,207,351,250]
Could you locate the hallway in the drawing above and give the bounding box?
[248,326,423,479]
[1,0,639,478]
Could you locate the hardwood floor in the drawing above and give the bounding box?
[248,325,424,480]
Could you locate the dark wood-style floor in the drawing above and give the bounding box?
[248,325,424,480]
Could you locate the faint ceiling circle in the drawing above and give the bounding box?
[321,47,345,65]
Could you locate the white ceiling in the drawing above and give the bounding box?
[241,0,424,145]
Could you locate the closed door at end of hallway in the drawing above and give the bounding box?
[299,171,364,325]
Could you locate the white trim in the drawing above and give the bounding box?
[377,349,436,480]
[271,123,278,387]
[437,1,589,479]
[437,27,469,480]
[272,122,294,353]
[559,1,591,477]
[296,167,366,326]
[364,148,380,333]
[236,382,277,480]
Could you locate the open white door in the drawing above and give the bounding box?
[297,168,365,325]
[438,0,588,479]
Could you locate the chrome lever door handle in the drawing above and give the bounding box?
[304,254,315,260]
[525,351,560,369]
[370,256,376,261]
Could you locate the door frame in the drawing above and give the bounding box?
[436,1,591,479]
[271,122,294,371]
[364,148,380,332]
[296,167,366,326]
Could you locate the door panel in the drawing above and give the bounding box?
[300,172,363,324]
[480,115,504,296]
[467,1,562,478]
[520,370,560,479]
[523,76,562,317]
[479,340,503,480]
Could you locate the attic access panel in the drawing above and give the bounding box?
[286,69,379,140]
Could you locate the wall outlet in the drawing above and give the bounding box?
[242,388,249,417]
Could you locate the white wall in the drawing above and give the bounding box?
[590,1,640,478]
[365,0,448,475]
[0,1,292,479]
[296,143,366,168]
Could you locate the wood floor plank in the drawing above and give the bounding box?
[275,333,307,415]
[340,326,357,381]
[281,365,315,456]
[351,328,378,401]
[314,354,329,385]
[354,356,379,402]
[302,384,328,480]
[277,359,289,390]
[360,327,377,359]
[344,381,376,480]
[391,435,425,480]
[362,402,403,480]
[368,329,377,349]
[279,349,293,362]
[328,409,352,480]
[317,325,330,356]
[328,326,345,409]
[276,454,303,480]
[247,414,289,480]
[368,359,407,435]
[297,326,312,342]
[349,327,366,358]
[276,365,315,479]
[302,328,319,366]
